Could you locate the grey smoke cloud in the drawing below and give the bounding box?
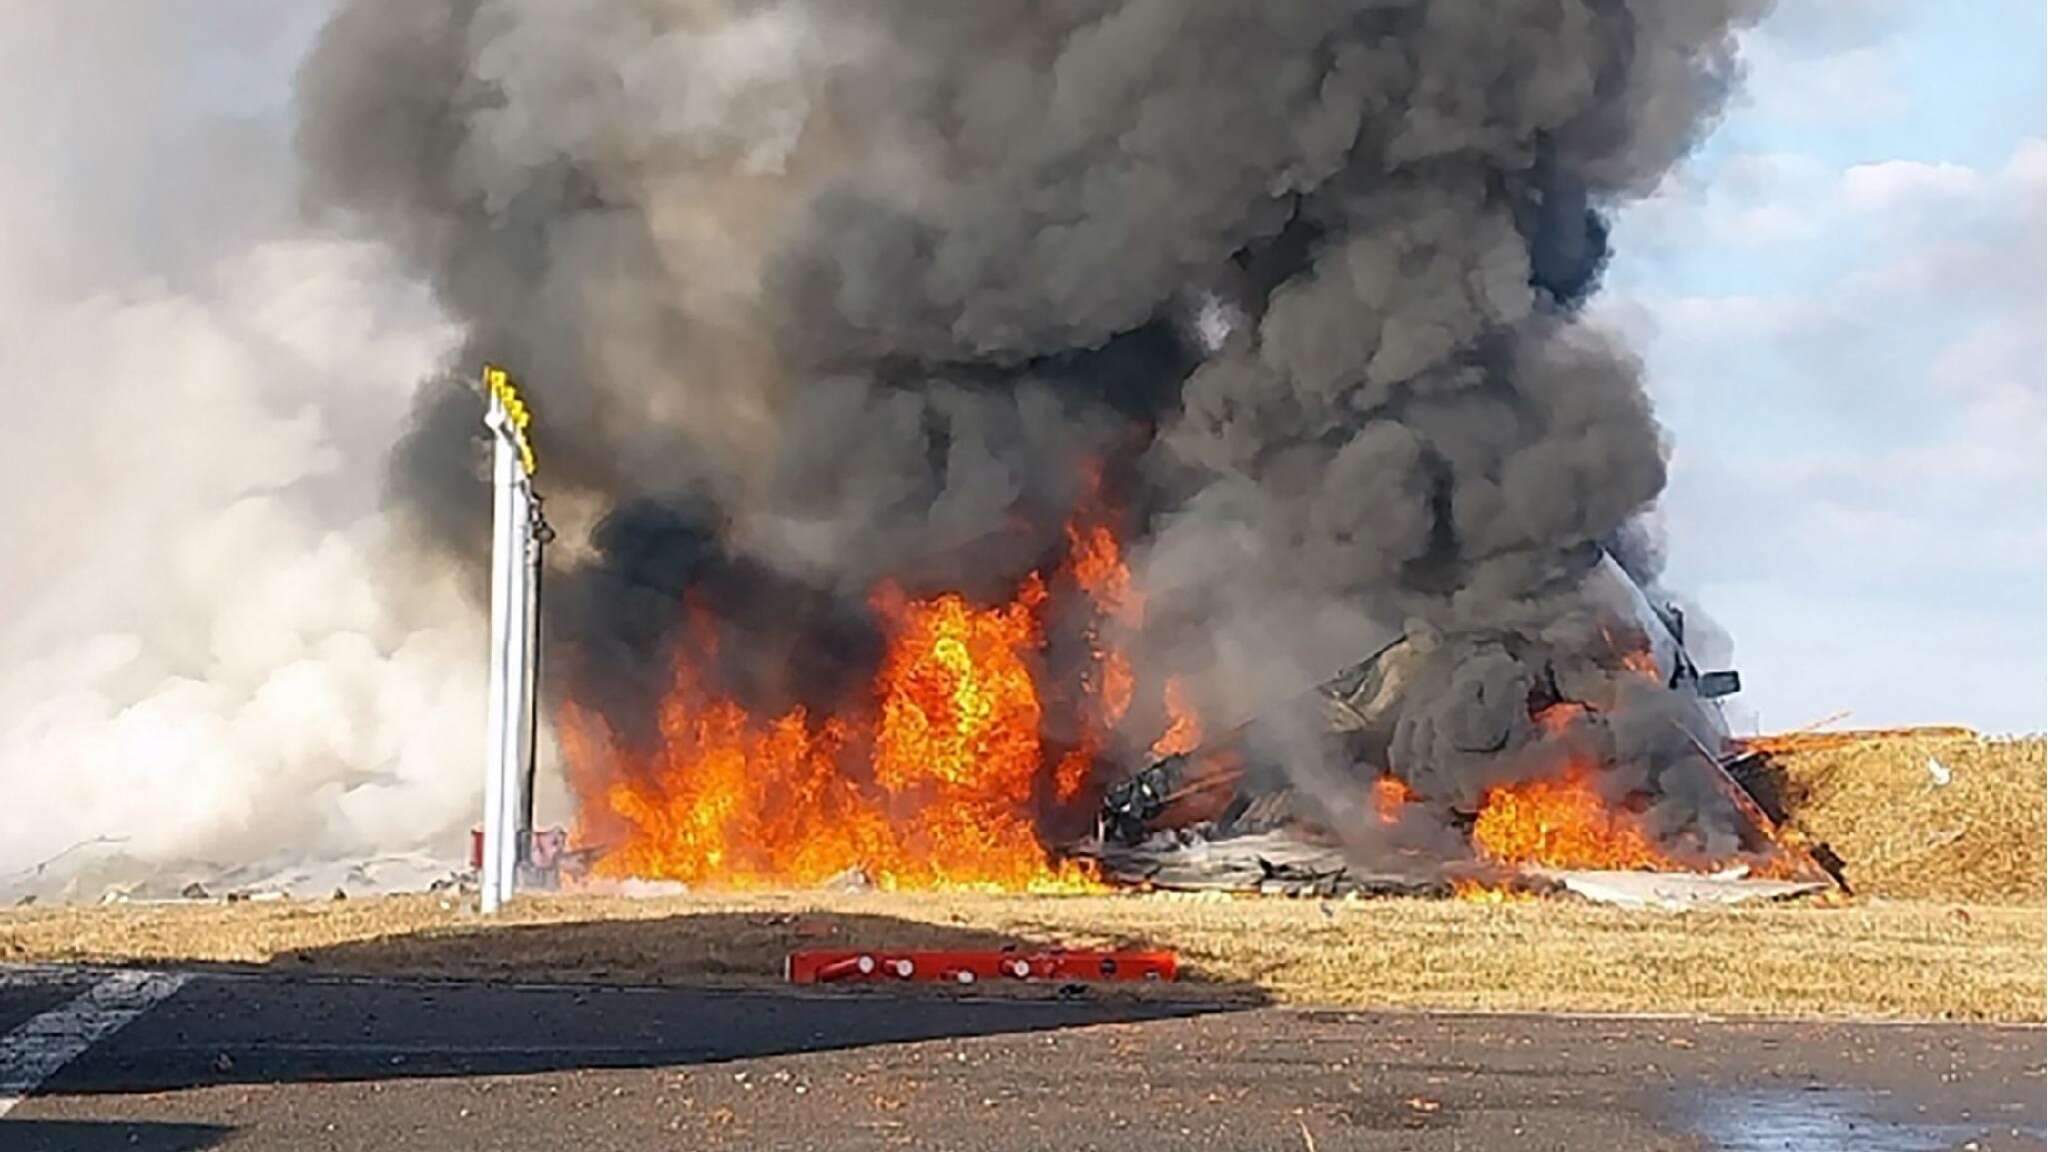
[296,1,1772,849]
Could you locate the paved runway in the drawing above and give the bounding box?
[0,966,2040,1151]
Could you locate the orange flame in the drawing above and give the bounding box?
[1535,701,1588,736]
[1051,747,1092,804]
[1372,775,1414,825]
[1471,700,1677,871]
[1464,701,1818,884]
[1469,763,1678,872]
[1601,625,1662,681]
[1059,505,1137,806]
[1066,521,1145,628]
[573,568,1101,892]
[1065,499,1207,782]
[1452,878,1535,903]
[873,581,1045,794]
[1148,676,1203,759]
[567,682,887,887]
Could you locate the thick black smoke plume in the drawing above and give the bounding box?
[298,0,1770,849]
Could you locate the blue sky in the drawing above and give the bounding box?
[1596,0,2046,733]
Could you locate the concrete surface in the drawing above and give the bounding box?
[0,966,2040,1151]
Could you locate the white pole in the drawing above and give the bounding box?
[481,388,520,914]
[497,473,532,903]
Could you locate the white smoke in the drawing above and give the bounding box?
[0,3,484,875]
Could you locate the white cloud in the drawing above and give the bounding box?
[1748,0,1913,55]
[1843,158,1989,212]
[1737,35,1909,124]
[1606,132,2046,731]
[1620,153,1836,252]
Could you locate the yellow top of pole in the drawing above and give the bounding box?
[482,364,538,476]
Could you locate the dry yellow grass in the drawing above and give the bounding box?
[1744,732,2044,904]
[5,731,2039,1022]
[2,889,2039,1023]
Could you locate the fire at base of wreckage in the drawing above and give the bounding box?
[543,519,1839,915]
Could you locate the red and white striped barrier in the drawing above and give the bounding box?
[786,948,1178,986]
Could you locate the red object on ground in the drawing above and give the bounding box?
[786,949,1178,986]
[468,826,570,873]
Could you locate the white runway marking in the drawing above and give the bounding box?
[0,969,186,1117]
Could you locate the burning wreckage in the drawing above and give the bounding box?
[1088,554,1833,904]
[546,532,1835,908]
[292,2,1837,907]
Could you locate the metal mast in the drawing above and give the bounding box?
[481,365,541,914]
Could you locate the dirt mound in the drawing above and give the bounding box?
[1736,730,2044,905]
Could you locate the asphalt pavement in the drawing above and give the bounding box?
[0,965,2040,1151]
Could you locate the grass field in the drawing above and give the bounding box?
[1741,731,2043,905]
[3,732,2040,1022]
[2,889,2038,1022]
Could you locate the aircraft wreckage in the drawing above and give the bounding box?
[1084,554,1836,906]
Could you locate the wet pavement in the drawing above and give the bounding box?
[1691,1087,2007,1152]
[1,967,2041,1150]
